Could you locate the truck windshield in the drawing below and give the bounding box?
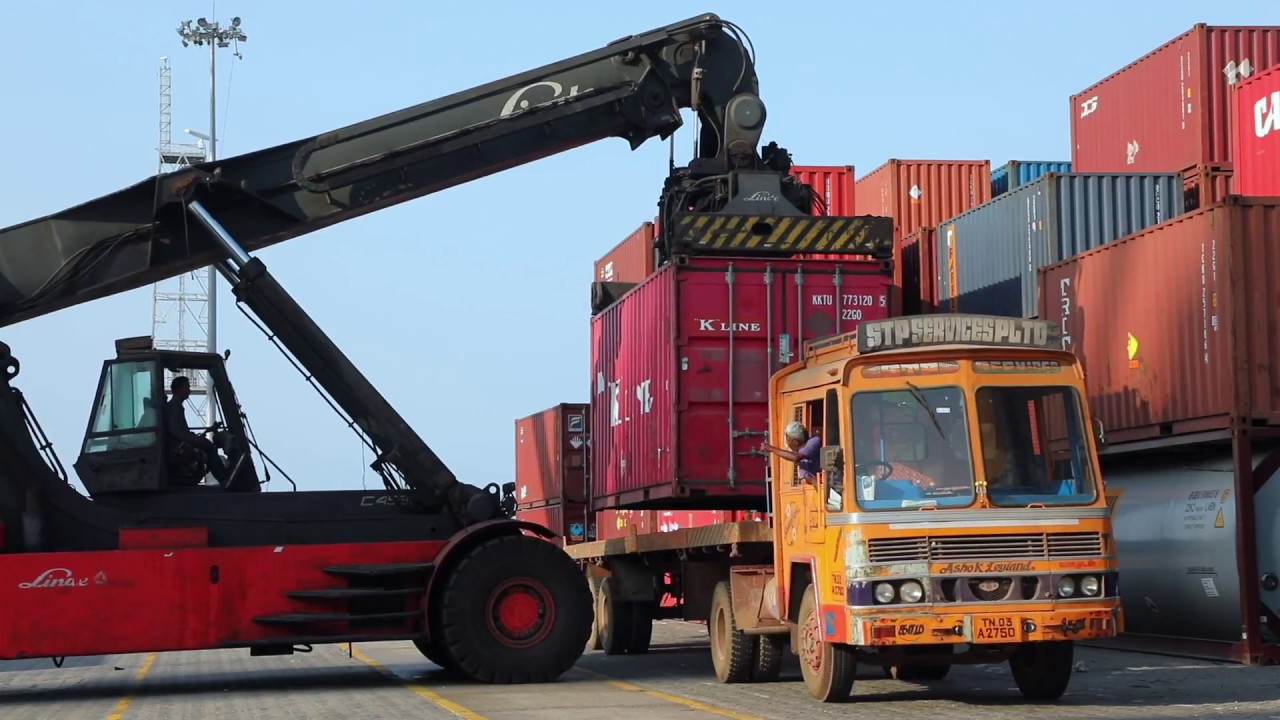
[850,386,976,510]
[974,385,1097,507]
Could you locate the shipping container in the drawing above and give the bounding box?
[514,402,589,506]
[595,509,764,540]
[791,165,855,216]
[938,172,1183,318]
[594,222,656,283]
[1233,63,1280,195]
[855,159,992,238]
[516,501,593,544]
[1038,197,1280,446]
[1182,164,1235,211]
[899,227,938,315]
[991,161,1072,197]
[591,256,893,510]
[1070,24,1280,173]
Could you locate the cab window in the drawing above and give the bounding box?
[976,385,1097,506]
[83,360,160,453]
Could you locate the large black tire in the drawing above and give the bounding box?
[796,585,856,702]
[1009,641,1074,701]
[890,664,951,682]
[628,600,655,654]
[586,575,603,651]
[597,576,634,655]
[436,533,592,683]
[751,634,786,683]
[412,637,460,673]
[709,581,756,683]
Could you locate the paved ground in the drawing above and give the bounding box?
[2,621,1280,719]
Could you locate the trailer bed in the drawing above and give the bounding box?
[565,521,773,561]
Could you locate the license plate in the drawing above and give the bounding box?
[974,615,1019,641]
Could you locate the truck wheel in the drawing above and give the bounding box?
[598,576,634,655]
[586,575,603,651]
[796,585,856,702]
[436,533,592,683]
[709,581,756,683]
[1009,641,1074,701]
[627,600,654,654]
[890,664,951,681]
[751,634,785,682]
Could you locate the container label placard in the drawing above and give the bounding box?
[858,316,1061,354]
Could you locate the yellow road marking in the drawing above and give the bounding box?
[572,666,765,720]
[349,646,486,720]
[105,652,157,720]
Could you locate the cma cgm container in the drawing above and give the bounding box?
[791,165,855,215]
[594,222,655,283]
[1039,197,1280,445]
[514,402,588,506]
[938,172,1182,318]
[991,160,1071,197]
[855,159,991,238]
[1233,63,1280,195]
[517,501,592,545]
[595,509,764,540]
[899,227,938,315]
[590,256,893,510]
[1070,24,1280,173]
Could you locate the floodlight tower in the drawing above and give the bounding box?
[167,15,247,430]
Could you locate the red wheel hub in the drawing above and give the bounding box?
[800,608,824,674]
[486,577,555,649]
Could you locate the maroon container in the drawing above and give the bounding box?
[1070,24,1280,173]
[899,227,938,315]
[791,165,855,216]
[1233,63,1280,195]
[590,256,893,510]
[1039,196,1280,446]
[516,501,592,544]
[854,159,992,238]
[594,222,655,283]
[514,403,588,506]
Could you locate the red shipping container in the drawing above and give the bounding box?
[595,509,656,540]
[594,222,656,283]
[590,256,893,510]
[791,165,856,216]
[1038,196,1280,446]
[1233,63,1280,195]
[1181,164,1234,211]
[899,227,938,316]
[514,403,588,506]
[1071,25,1280,173]
[854,160,992,239]
[516,501,592,544]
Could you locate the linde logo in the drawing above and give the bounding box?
[697,319,762,332]
[18,568,98,589]
[1254,91,1280,139]
[500,80,593,119]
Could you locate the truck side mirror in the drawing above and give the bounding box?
[821,445,843,474]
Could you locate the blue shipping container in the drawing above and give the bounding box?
[991,160,1072,197]
[937,172,1184,318]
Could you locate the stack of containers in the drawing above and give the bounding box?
[513,403,592,545]
[853,159,992,314]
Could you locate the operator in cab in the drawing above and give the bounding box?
[164,375,230,485]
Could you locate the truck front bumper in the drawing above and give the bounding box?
[846,606,1123,647]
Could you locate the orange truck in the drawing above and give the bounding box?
[565,314,1122,703]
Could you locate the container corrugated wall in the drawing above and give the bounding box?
[1070,24,1280,173]
[899,227,937,315]
[992,160,1072,196]
[791,165,856,215]
[854,160,992,237]
[1038,197,1280,446]
[594,222,655,283]
[938,172,1183,318]
[1233,64,1280,195]
[590,256,893,510]
[514,403,588,506]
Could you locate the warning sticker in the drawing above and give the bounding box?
[1214,509,1225,528]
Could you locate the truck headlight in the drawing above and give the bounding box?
[874,582,896,603]
[900,580,924,603]
[1056,576,1075,598]
[1080,575,1100,596]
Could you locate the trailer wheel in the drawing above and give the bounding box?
[709,581,756,683]
[751,634,785,683]
[597,576,635,655]
[586,575,603,651]
[889,664,951,682]
[437,533,592,683]
[1009,641,1074,701]
[627,600,654,654]
[796,584,856,702]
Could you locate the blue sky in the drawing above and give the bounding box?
[0,1,1275,494]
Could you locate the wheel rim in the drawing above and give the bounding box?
[711,605,727,661]
[799,605,824,675]
[486,577,555,649]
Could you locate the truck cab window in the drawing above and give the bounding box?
[976,385,1097,506]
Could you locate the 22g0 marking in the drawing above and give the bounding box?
[842,309,864,320]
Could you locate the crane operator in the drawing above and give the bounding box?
[164,375,230,485]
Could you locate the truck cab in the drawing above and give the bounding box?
[764,314,1121,702]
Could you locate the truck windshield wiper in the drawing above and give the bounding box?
[904,381,945,438]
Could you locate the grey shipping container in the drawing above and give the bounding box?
[936,172,1184,318]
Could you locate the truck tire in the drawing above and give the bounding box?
[627,600,654,654]
[586,575,603,651]
[796,584,856,702]
[597,576,634,655]
[436,533,592,683]
[751,634,785,682]
[889,664,951,681]
[709,581,756,683]
[1009,641,1074,701]
[412,637,459,673]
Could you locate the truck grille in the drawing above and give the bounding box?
[866,532,1103,564]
